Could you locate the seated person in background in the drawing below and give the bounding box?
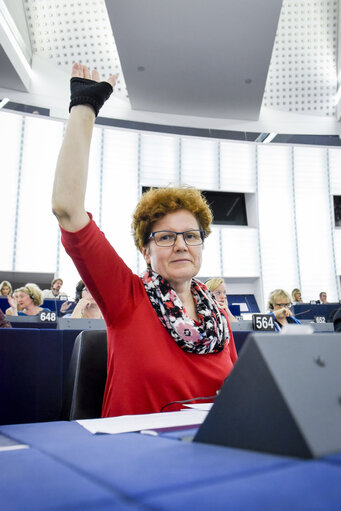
[205,278,238,323]
[0,309,11,328]
[0,280,12,296]
[5,290,22,315]
[318,291,328,304]
[268,289,301,331]
[42,278,67,299]
[291,288,303,304]
[70,280,103,319]
[7,283,51,316]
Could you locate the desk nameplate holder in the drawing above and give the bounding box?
[194,333,341,459]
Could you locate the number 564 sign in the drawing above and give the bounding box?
[252,314,276,331]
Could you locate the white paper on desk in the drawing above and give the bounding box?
[77,410,208,435]
[182,403,213,411]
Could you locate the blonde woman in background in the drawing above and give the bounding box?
[268,288,301,331]
[291,288,303,304]
[7,283,51,316]
[205,278,238,323]
[0,281,12,296]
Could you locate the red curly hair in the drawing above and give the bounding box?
[132,186,213,251]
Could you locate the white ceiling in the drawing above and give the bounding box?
[0,0,340,136]
[106,0,282,120]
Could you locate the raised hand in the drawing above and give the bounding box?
[273,306,292,319]
[60,300,73,313]
[7,294,17,309]
[69,62,118,117]
[71,62,117,88]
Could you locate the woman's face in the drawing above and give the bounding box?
[82,286,96,303]
[142,209,203,287]
[295,291,301,301]
[272,297,291,318]
[1,285,10,296]
[212,283,226,307]
[17,291,33,309]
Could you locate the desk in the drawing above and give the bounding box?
[0,328,82,425]
[0,325,337,425]
[292,303,340,321]
[0,327,248,425]
[0,420,340,510]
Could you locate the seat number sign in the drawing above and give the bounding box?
[314,316,326,323]
[252,314,276,331]
[39,311,57,322]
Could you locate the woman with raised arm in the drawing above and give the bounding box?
[52,64,237,418]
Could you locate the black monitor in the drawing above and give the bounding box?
[141,187,247,226]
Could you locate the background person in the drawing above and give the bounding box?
[52,62,238,418]
[70,280,102,319]
[0,280,12,296]
[268,289,301,331]
[291,288,303,304]
[205,278,237,323]
[42,278,67,299]
[5,290,22,315]
[0,309,11,328]
[318,291,328,304]
[7,283,51,317]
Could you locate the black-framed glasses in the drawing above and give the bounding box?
[274,303,292,308]
[148,229,206,247]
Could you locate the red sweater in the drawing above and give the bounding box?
[61,216,237,417]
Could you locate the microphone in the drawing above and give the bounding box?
[294,309,312,317]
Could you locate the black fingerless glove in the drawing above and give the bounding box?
[69,77,113,117]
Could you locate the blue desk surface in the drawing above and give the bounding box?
[0,420,340,511]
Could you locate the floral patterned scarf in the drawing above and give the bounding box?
[140,269,229,354]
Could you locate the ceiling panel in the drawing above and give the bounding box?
[0,0,339,138]
[106,0,283,120]
[263,0,338,117]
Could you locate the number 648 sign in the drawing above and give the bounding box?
[39,311,57,322]
[252,314,276,331]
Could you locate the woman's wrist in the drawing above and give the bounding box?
[70,104,96,120]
